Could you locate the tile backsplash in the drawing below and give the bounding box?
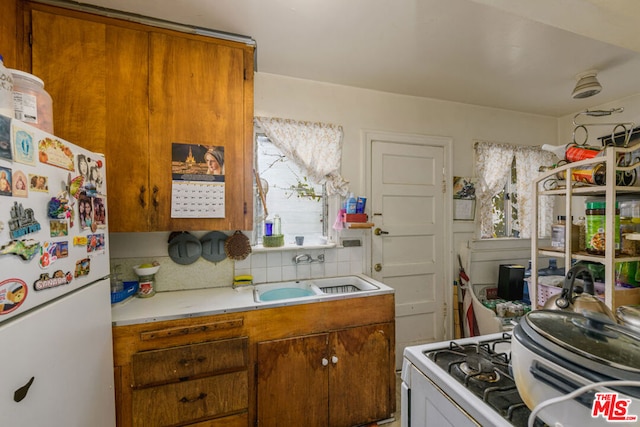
[110,246,364,292]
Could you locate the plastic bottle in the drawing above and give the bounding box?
[273,214,281,235]
[0,55,14,118]
[346,193,357,214]
[10,69,54,133]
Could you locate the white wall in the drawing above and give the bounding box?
[110,72,559,289]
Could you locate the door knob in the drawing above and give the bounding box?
[374,263,382,272]
[374,228,389,236]
[331,356,339,364]
[322,358,329,366]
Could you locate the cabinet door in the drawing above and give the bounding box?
[30,8,151,231]
[148,32,250,231]
[256,334,329,427]
[330,323,395,426]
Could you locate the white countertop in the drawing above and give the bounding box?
[111,274,394,326]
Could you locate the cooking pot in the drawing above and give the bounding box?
[543,264,617,321]
[511,310,640,426]
[617,305,640,334]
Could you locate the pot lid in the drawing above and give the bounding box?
[617,305,640,329]
[200,231,227,263]
[167,232,202,265]
[524,310,640,372]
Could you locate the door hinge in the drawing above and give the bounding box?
[442,179,446,193]
[243,202,247,214]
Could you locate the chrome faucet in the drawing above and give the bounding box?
[293,253,325,264]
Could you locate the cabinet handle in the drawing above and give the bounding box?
[179,392,207,403]
[178,356,206,367]
[331,356,339,364]
[152,185,159,208]
[139,186,146,208]
[322,358,329,366]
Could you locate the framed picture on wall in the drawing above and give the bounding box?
[453,176,476,221]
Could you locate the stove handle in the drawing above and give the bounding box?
[530,360,594,408]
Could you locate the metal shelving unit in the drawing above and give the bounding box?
[531,143,640,310]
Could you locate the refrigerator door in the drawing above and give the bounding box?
[0,279,115,426]
[0,115,110,324]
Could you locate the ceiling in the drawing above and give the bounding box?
[69,0,640,117]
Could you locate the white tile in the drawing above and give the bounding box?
[296,264,311,280]
[324,262,338,277]
[310,262,325,278]
[337,261,351,276]
[234,267,251,278]
[282,265,297,281]
[266,251,283,266]
[251,252,267,268]
[252,267,267,284]
[350,260,363,275]
[266,266,283,282]
[324,249,338,263]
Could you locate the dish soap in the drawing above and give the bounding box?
[346,193,357,214]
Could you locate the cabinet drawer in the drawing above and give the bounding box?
[185,412,248,427]
[132,371,248,427]
[131,337,248,387]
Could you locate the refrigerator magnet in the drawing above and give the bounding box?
[33,270,73,291]
[8,202,41,239]
[0,239,41,261]
[0,279,28,315]
[74,258,90,277]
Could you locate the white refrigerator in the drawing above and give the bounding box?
[0,114,116,426]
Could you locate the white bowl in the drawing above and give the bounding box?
[133,265,160,277]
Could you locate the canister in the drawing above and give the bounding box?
[9,69,53,133]
[585,200,620,255]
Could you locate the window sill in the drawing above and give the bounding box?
[252,242,337,253]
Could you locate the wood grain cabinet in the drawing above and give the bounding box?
[22,2,254,231]
[256,323,395,427]
[112,315,249,427]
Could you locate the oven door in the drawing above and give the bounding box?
[403,363,481,427]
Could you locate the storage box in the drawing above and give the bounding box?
[342,213,368,223]
[497,264,525,301]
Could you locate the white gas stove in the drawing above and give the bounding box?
[400,332,543,427]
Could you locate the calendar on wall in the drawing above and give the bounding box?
[170,142,226,218]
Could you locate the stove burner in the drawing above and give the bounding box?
[459,360,501,382]
[424,333,545,427]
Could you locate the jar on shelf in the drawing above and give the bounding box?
[9,69,53,133]
[585,200,620,255]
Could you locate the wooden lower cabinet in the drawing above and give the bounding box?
[113,295,396,427]
[256,323,394,427]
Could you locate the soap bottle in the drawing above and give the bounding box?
[346,193,357,214]
[273,214,281,235]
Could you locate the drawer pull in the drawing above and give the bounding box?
[178,356,206,366]
[179,392,207,403]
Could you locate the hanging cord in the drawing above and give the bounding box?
[528,380,640,427]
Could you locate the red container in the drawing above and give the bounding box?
[564,144,600,162]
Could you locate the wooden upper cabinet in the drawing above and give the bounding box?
[25,2,254,232]
[148,33,249,231]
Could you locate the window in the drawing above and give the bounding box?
[491,157,519,238]
[475,141,555,239]
[254,133,328,245]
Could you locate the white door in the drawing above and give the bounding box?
[0,280,116,427]
[367,132,451,369]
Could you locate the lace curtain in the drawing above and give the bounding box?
[254,117,349,196]
[474,141,555,239]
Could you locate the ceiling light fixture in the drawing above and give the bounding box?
[572,70,602,99]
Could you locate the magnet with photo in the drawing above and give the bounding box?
[78,193,93,230]
[50,219,68,237]
[0,114,11,161]
[38,137,74,171]
[11,170,27,197]
[12,127,36,165]
[0,166,12,196]
[29,174,48,192]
